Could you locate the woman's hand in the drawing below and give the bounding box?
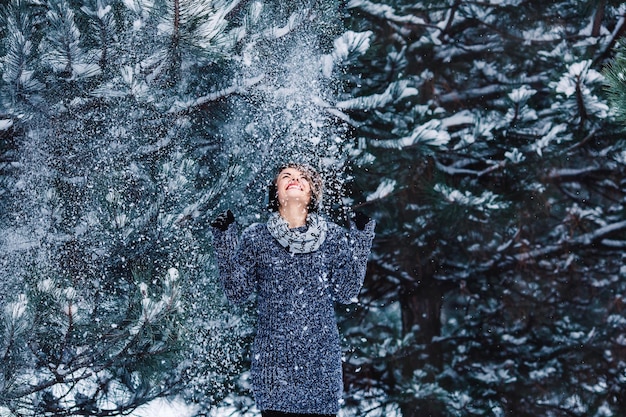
[211,210,234,231]
[352,211,370,231]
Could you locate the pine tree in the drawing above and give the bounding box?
[0,0,376,415]
[0,0,249,414]
[337,1,626,416]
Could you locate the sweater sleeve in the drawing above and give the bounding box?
[212,223,258,304]
[327,220,376,304]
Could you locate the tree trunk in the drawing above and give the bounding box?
[397,279,446,417]
[591,0,606,38]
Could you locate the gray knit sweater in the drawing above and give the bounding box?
[212,217,375,414]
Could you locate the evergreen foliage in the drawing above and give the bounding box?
[0,0,370,415]
[0,0,251,414]
[2,0,626,416]
[605,39,626,124]
[338,1,626,416]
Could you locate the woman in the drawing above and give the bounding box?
[211,163,375,417]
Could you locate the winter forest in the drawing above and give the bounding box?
[1,0,626,416]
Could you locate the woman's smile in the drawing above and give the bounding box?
[286,181,304,191]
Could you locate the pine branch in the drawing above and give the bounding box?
[167,74,264,114]
[593,11,626,65]
[481,219,626,274]
[347,0,435,29]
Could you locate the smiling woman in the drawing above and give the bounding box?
[268,163,323,216]
[210,163,375,417]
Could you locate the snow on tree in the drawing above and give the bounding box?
[3,0,626,416]
[0,0,250,414]
[0,0,375,415]
[336,1,626,416]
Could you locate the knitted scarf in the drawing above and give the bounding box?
[266,212,328,254]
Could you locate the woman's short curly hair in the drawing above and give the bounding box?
[267,163,323,213]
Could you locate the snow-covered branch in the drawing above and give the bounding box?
[347,0,433,28]
[544,166,609,182]
[515,219,626,263]
[167,74,264,114]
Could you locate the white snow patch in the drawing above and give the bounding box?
[332,30,372,63]
[130,397,198,417]
[366,179,396,202]
[0,119,13,130]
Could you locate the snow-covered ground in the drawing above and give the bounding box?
[0,398,231,417]
[131,398,259,417]
[131,398,198,417]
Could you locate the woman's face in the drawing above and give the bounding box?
[275,167,312,209]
